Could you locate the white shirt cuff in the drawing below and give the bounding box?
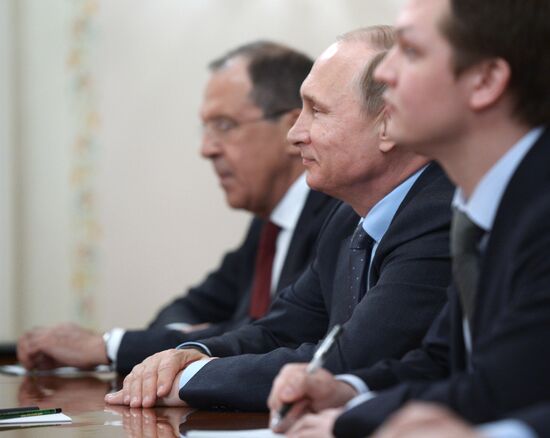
[345,390,377,411]
[165,322,193,332]
[178,359,213,392]
[335,374,368,394]
[478,420,538,438]
[105,327,126,364]
[176,341,212,356]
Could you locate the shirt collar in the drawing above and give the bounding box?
[270,173,309,231]
[362,165,427,243]
[453,126,544,232]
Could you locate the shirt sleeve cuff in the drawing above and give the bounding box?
[176,341,212,356]
[105,327,126,365]
[335,374,368,394]
[178,359,213,392]
[477,420,538,438]
[344,390,377,411]
[164,322,192,332]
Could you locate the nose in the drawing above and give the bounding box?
[200,132,222,159]
[374,46,397,87]
[287,109,310,149]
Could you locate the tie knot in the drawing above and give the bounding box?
[259,221,281,251]
[263,221,281,237]
[350,224,373,250]
[451,209,484,255]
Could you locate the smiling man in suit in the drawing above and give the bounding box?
[267,0,550,436]
[104,26,455,412]
[16,41,337,374]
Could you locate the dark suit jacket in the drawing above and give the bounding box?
[180,163,454,411]
[334,128,550,437]
[115,189,337,373]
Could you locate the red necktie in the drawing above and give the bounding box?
[249,221,281,319]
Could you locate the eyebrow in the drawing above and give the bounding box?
[302,91,329,111]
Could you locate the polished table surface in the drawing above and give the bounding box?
[0,364,269,437]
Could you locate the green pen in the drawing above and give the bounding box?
[0,408,62,421]
[0,406,39,416]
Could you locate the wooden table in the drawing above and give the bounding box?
[0,370,268,437]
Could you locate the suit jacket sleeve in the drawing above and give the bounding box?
[333,196,550,437]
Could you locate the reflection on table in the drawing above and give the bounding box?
[0,369,268,437]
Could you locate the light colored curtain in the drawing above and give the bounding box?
[0,0,16,341]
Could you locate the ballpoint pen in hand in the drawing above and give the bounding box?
[271,324,343,428]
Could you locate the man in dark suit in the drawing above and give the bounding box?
[267,1,550,436]
[16,41,337,374]
[104,26,454,410]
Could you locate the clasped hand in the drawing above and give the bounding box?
[105,348,210,408]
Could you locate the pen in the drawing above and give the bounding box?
[271,324,343,428]
[0,408,62,421]
[0,406,39,416]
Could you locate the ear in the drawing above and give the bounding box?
[468,58,511,111]
[378,116,396,153]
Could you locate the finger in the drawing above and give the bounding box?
[129,369,144,407]
[122,373,134,405]
[16,340,33,369]
[141,364,159,408]
[286,413,321,438]
[156,351,184,397]
[271,398,309,433]
[105,390,125,405]
[270,366,308,411]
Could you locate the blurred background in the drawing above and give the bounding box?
[0,0,405,341]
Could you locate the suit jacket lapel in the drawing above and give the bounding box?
[276,190,334,290]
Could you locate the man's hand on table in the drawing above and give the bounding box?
[17,323,108,370]
[104,348,210,408]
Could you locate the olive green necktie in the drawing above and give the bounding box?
[451,209,484,325]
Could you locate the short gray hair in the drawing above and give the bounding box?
[338,26,396,118]
[209,41,313,118]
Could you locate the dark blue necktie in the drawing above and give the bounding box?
[349,223,375,302]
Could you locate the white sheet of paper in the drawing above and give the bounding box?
[186,429,283,438]
[0,413,72,427]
